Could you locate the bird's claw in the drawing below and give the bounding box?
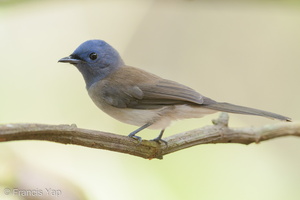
[128,135,142,143]
[151,137,168,146]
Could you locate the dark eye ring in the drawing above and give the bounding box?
[89,53,97,60]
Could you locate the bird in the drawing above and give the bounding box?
[58,40,291,143]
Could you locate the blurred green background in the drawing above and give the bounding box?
[0,0,300,199]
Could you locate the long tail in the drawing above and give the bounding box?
[202,102,291,121]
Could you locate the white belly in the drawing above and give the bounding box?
[89,90,216,129]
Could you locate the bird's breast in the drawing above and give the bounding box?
[87,85,168,128]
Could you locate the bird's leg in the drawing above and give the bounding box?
[151,129,168,145]
[128,123,153,142]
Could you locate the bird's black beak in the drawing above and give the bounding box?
[58,56,80,64]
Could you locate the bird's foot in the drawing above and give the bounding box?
[129,135,142,143]
[150,129,168,146]
[151,137,168,146]
[128,123,153,143]
[128,132,142,143]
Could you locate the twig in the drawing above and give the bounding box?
[0,113,298,159]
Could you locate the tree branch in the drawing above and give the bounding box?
[0,113,298,159]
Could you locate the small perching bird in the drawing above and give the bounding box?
[58,40,291,143]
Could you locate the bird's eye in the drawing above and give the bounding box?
[89,53,98,60]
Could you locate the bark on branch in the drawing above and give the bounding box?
[0,113,298,159]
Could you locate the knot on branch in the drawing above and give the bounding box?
[212,112,229,127]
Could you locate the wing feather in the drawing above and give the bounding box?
[97,66,210,109]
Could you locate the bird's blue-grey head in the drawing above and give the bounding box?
[58,40,124,89]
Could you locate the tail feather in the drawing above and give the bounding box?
[202,102,291,121]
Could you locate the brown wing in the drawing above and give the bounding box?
[99,66,214,109]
